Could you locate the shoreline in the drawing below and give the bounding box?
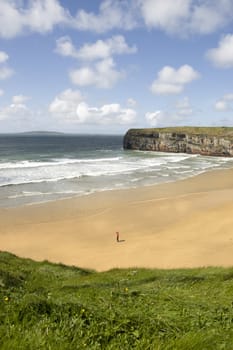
[1,167,233,271]
[2,162,233,210]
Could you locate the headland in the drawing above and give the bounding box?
[124,127,233,156]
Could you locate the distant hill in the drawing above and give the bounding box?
[19,131,65,136]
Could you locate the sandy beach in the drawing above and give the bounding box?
[1,168,233,271]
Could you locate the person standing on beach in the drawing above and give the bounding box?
[116,231,120,242]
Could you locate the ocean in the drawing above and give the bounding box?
[0,134,233,208]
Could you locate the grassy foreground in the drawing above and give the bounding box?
[1,252,233,349]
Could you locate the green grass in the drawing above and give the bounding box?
[1,251,233,349]
[126,127,233,140]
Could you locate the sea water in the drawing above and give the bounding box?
[0,134,232,208]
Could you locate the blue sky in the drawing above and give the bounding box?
[0,0,233,134]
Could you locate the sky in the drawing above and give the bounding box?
[0,0,233,134]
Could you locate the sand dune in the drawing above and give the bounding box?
[1,168,233,271]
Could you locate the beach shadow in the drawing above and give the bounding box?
[117,240,125,243]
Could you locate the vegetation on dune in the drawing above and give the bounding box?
[127,127,233,139]
[1,251,233,349]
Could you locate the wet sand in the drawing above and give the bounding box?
[1,168,233,271]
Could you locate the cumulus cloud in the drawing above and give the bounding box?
[69,58,124,89]
[55,35,136,89]
[0,94,31,121]
[49,89,84,120]
[76,102,136,125]
[55,36,76,58]
[0,0,233,39]
[49,89,136,125]
[145,110,167,127]
[127,98,137,107]
[0,51,8,63]
[140,0,190,33]
[0,0,137,38]
[0,67,14,80]
[190,0,233,35]
[70,0,233,36]
[139,0,233,36]
[72,0,137,33]
[145,97,194,127]
[56,35,137,61]
[0,0,69,38]
[215,93,233,111]
[12,95,30,104]
[206,34,233,68]
[215,100,228,111]
[145,109,190,127]
[151,65,200,95]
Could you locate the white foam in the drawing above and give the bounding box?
[0,156,122,170]
[8,189,80,199]
[0,152,232,194]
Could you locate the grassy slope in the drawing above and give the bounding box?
[127,127,233,140]
[1,252,233,349]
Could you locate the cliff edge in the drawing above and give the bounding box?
[123,127,233,157]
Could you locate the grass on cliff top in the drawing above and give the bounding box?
[127,127,233,139]
[1,251,233,349]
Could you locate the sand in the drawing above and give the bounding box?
[1,168,233,271]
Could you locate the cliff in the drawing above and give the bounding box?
[123,127,233,157]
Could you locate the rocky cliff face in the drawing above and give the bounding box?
[123,128,233,157]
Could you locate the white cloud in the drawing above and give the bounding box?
[215,100,228,111]
[76,102,136,125]
[25,0,69,33]
[12,95,30,104]
[224,93,233,101]
[72,0,137,33]
[0,0,68,38]
[152,82,183,95]
[0,89,4,97]
[69,58,123,89]
[56,35,136,89]
[0,0,232,39]
[127,98,137,107]
[139,0,233,36]
[140,0,190,33]
[0,0,137,38]
[190,0,233,35]
[145,110,167,126]
[49,89,84,121]
[55,36,76,58]
[145,109,189,127]
[49,90,136,125]
[0,94,31,121]
[72,0,233,37]
[0,66,14,80]
[151,65,200,95]
[206,34,233,68]
[215,93,233,111]
[145,96,194,126]
[0,51,8,63]
[56,35,137,61]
